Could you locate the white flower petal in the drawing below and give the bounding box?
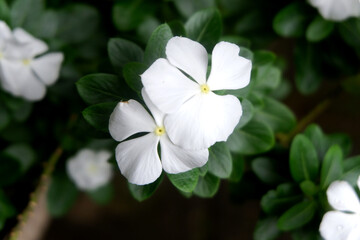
[166,36,208,84]
[141,88,164,127]
[207,42,252,91]
[109,100,156,142]
[319,211,360,240]
[357,175,360,192]
[309,0,360,21]
[160,135,208,174]
[31,52,64,85]
[327,181,360,213]
[115,133,162,185]
[347,227,360,240]
[0,60,45,101]
[12,28,48,57]
[141,58,199,114]
[0,21,12,46]
[164,92,242,150]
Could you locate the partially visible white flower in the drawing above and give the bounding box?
[319,176,360,240]
[141,37,252,150]
[66,149,113,191]
[0,20,64,101]
[109,89,208,185]
[308,0,360,21]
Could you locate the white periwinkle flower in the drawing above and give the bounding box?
[319,177,360,240]
[308,0,360,21]
[141,37,252,150]
[67,149,113,191]
[109,89,208,185]
[0,20,64,101]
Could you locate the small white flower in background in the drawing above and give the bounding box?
[308,0,360,21]
[0,20,64,101]
[319,176,360,240]
[66,149,113,191]
[109,89,208,185]
[141,36,252,150]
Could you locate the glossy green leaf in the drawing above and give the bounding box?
[144,23,173,65]
[254,64,281,90]
[10,0,43,28]
[29,10,59,39]
[82,102,117,132]
[252,157,284,185]
[238,47,253,61]
[208,142,232,178]
[320,145,343,189]
[137,16,160,43]
[0,0,10,23]
[128,175,163,201]
[254,217,281,240]
[227,120,275,155]
[304,124,329,160]
[236,98,254,129]
[338,18,360,52]
[167,169,199,193]
[277,200,317,231]
[273,2,309,37]
[123,62,147,94]
[253,50,276,67]
[290,134,319,183]
[108,38,144,71]
[168,20,186,37]
[0,105,10,131]
[4,143,35,173]
[342,156,360,186]
[306,16,334,42]
[185,8,222,52]
[194,173,220,198]
[47,172,78,217]
[327,133,352,157]
[77,74,129,105]
[300,180,318,197]
[254,97,296,133]
[198,163,208,177]
[229,154,244,182]
[220,35,251,48]
[174,0,216,18]
[87,183,114,205]
[112,0,150,31]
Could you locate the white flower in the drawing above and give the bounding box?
[109,89,209,185]
[0,21,64,101]
[141,37,252,150]
[308,0,360,21]
[319,177,360,240]
[66,149,113,191]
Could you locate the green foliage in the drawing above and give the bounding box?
[306,16,334,42]
[252,157,284,185]
[144,24,173,65]
[0,189,16,231]
[320,145,343,189]
[167,169,200,193]
[254,217,281,240]
[174,0,216,18]
[87,183,114,205]
[123,62,147,94]
[0,0,10,23]
[47,173,78,217]
[194,173,220,198]
[208,142,232,178]
[128,175,163,202]
[236,98,253,129]
[82,102,117,132]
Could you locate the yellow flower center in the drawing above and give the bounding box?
[154,126,165,136]
[200,84,210,94]
[22,59,31,66]
[87,163,98,174]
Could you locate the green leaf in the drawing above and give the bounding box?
[277,200,317,231]
[108,38,144,71]
[123,62,147,94]
[208,142,232,178]
[173,0,216,18]
[300,180,318,197]
[327,133,352,157]
[304,124,329,160]
[320,145,343,189]
[252,157,284,185]
[289,134,319,183]
[342,156,360,186]
[194,173,220,198]
[0,104,10,131]
[273,2,309,38]
[185,8,222,52]
[295,43,322,94]
[0,189,16,231]
[254,97,296,133]
[128,175,163,201]
[198,163,208,177]
[236,98,253,129]
[220,35,251,48]
[0,0,10,23]
[29,10,59,39]
[238,47,253,61]
[254,64,281,91]
[77,74,130,105]
[167,169,199,193]
[144,23,173,65]
[306,16,334,42]
[254,217,281,240]
[57,4,99,44]
[168,20,186,37]
[10,0,44,28]
[1,92,33,122]
[0,152,22,186]
[47,172,78,217]
[112,0,150,31]
[253,50,276,67]
[87,183,114,205]
[82,102,117,132]
[338,18,360,53]
[4,143,35,173]
[137,16,160,43]
[229,154,244,182]
[227,119,275,155]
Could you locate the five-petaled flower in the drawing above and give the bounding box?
[308,0,360,21]
[109,89,208,185]
[141,37,252,150]
[0,21,63,101]
[319,176,360,240]
[67,149,113,191]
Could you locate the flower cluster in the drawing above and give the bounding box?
[66,149,113,191]
[109,37,252,185]
[308,0,360,21]
[0,21,64,101]
[320,177,360,240]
